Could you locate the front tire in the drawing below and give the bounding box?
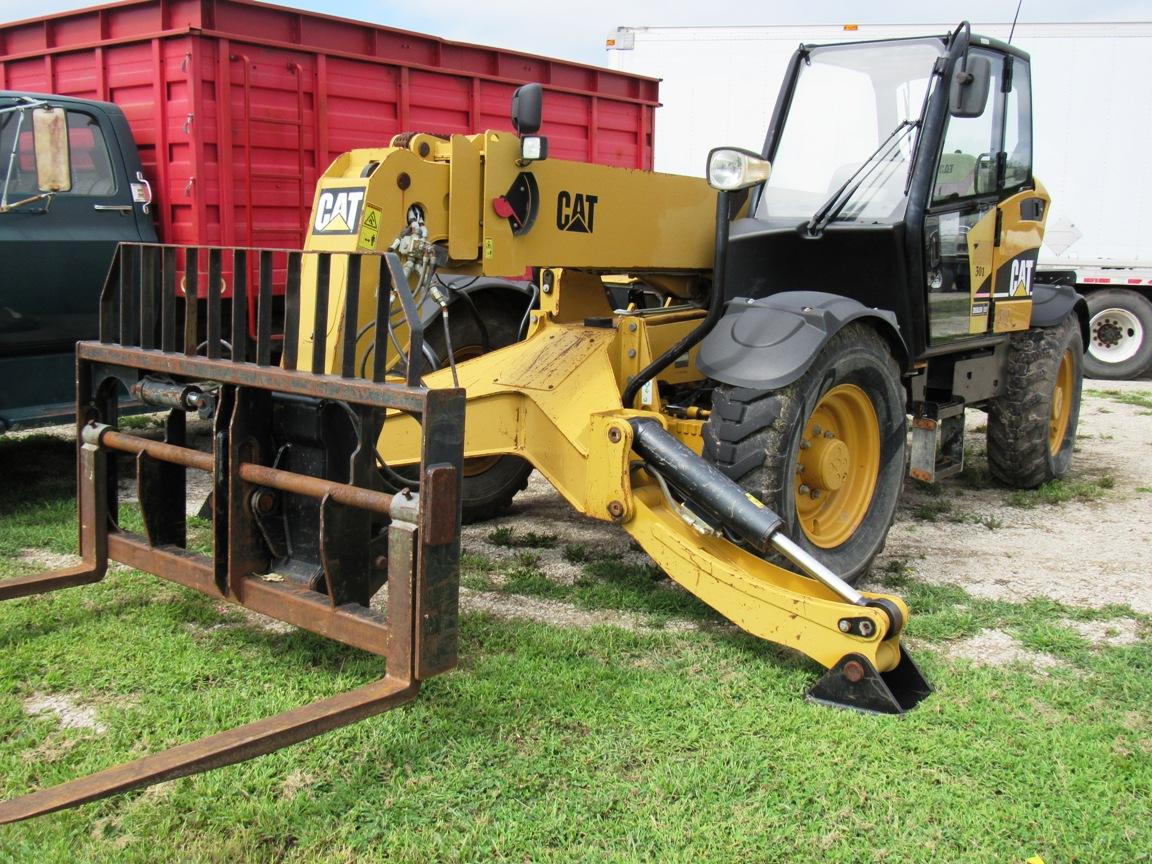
[1084,288,1152,380]
[987,314,1083,488]
[702,324,906,584]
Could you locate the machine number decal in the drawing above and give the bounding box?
[556,190,598,233]
[312,187,367,235]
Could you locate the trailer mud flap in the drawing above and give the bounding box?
[0,244,464,823]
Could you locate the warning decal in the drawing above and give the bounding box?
[357,204,382,250]
[312,186,367,235]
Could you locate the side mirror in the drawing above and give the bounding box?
[511,83,548,162]
[949,55,992,118]
[32,107,71,193]
[511,83,543,135]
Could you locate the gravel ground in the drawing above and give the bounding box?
[875,378,1152,613]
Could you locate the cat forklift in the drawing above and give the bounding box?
[0,22,1084,822]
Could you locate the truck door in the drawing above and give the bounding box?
[922,47,1004,345]
[0,101,153,357]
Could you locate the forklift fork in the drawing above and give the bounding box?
[0,244,464,824]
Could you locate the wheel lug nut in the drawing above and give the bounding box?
[798,484,811,496]
[812,425,822,436]
[799,440,811,450]
[824,431,835,439]
[811,489,821,500]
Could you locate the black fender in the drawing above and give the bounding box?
[1030,282,1089,350]
[696,291,908,390]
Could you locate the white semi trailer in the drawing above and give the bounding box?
[608,21,1152,378]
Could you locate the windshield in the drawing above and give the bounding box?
[757,37,945,224]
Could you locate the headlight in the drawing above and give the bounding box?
[706,147,771,191]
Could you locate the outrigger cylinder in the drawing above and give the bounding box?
[627,418,867,609]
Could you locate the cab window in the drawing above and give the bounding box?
[0,108,116,197]
[1003,58,1032,189]
[932,49,1002,203]
[65,112,116,196]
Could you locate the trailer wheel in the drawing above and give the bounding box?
[1084,289,1152,379]
[987,314,1083,488]
[702,324,906,584]
[405,292,533,523]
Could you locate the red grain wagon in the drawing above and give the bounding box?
[0,0,659,250]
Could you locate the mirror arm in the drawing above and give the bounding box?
[1,106,29,211]
[0,191,52,214]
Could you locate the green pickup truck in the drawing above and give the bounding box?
[0,92,157,431]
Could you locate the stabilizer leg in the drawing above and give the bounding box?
[621,416,930,711]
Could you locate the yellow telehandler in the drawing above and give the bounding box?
[0,22,1085,822]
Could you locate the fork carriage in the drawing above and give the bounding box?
[0,243,465,823]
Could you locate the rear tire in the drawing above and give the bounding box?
[403,291,533,523]
[1084,289,1152,380]
[702,324,906,584]
[987,314,1083,488]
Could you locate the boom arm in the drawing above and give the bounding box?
[304,132,718,275]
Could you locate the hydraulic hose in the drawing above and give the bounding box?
[620,189,731,409]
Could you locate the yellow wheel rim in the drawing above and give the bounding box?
[795,384,881,549]
[1048,350,1074,456]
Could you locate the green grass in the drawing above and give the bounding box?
[1006,476,1115,508]
[561,542,622,564]
[911,498,953,522]
[486,526,559,549]
[1,435,1151,862]
[1086,388,1152,414]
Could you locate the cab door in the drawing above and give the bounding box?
[0,101,153,355]
[922,47,1004,346]
[987,56,1049,334]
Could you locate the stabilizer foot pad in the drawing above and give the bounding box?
[807,647,932,715]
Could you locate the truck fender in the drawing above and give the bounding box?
[1030,282,1089,349]
[696,291,908,390]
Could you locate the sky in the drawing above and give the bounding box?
[1,0,1149,67]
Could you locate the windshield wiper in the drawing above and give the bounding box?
[805,119,917,237]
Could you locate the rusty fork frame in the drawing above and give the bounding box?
[0,244,464,824]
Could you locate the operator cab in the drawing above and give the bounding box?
[711,24,1037,361]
